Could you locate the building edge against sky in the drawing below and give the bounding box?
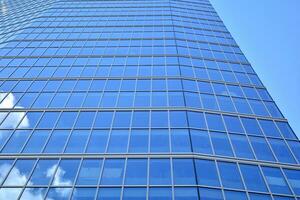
[0,0,299,199]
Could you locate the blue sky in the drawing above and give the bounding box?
[210,0,300,137]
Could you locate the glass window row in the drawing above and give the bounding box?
[0,126,298,164]
[0,158,299,197]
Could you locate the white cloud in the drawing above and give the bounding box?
[0,92,29,129]
[46,165,72,197]
[0,163,72,200]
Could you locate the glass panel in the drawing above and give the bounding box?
[210,132,233,156]
[128,130,148,153]
[262,167,292,195]
[195,159,220,187]
[174,187,198,200]
[217,162,244,189]
[240,164,268,192]
[76,159,102,185]
[97,188,121,200]
[125,159,147,185]
[100,159,125,185]
[198,188,223,200]
[123,188,146,200]
[173,159,196,184]
[283,169,300,196]
[171,129,191,152]
[51,159,81,186]
[149,188,172,200]
[28,159,58,186]
[149,159,171,185]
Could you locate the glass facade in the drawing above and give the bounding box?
[0,0,299,199]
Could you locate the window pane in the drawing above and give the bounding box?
[190,130,212,154]
[283,169,300,196]
[224,191,247,200]
[149,188,172,200]
[76,159,102,185]
[71,188,96,200]
[123,188,146,200]
[150,129,169,152]
[44,130,69,153]
[107,130,129,153]
[218,162,244,189]
[187,111,206,129]
[171,129,191,152]
[229,134,254,159]
[86,130,108,153]
[223,115,244,133]
[173,159,196,184]
[240,164,268,192]
[149,159,171,185]
[262,167,292,195]
[210,132,233,156]
[249,136,275,161]
[174,187,198,200]
[65,130,89,153]
[205,113,225,131]
[269,138,296,164]
[125,159,147,185]
[241,117,263,136]
[29,159,58,186]
[198,188,223,200]
[195,159,220,187]
[97,188,121,200]
[128,130,148,153]
[51,159,81,186]
[101,159,125,185]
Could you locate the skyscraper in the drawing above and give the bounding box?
[0,0,299,199]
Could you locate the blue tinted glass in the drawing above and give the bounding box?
[22,130,50,153]
[44,130,69,153]
[191,130,212,154]
[125,159,147,185]
[123,188,146,200]
[4,159,35,186]
[173,159,196,184]
[218,162,244,189]
[210,132,233,156]
[71,188,97,200]
[65,130,89,153]
[269,138,296,164]
[151,111,168,127]
[229,134,254,159]
[150,129,170,152]
[101,159,125,185]
[283,169,300,196]
[205,114,225,131]
[149,188,172,200]
[51,159,81,186]
[223,115,244,133]
[113,112,131,128]
[174,187,198,200]
[86,130,108,153]
[198,188,223,200]
[74,112,96,128]
[196,159,220,187]
[240,164,268,192]
[169,111,187,127]
[97,188,121,200]
[259,120,281,137]
[107,130,129,153]
[150,159,171,185]
[249,136,276,161]
[249,193,272,200]
[128,130,148,153]
[28,159,58,185]
[56,112,78,128]
[171,129,191,152]
[47,188,72,200]
[37,112,60,128]
[187,111,206,129]
[241,118,263,135]
[262,167,292,195]
[94,112,113,128]
[132,111,149,127]
[2,130,31,153]
[276,122,296,139]
[287,141,300,162]
[76,159,102,185]
[224,191,247,200]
